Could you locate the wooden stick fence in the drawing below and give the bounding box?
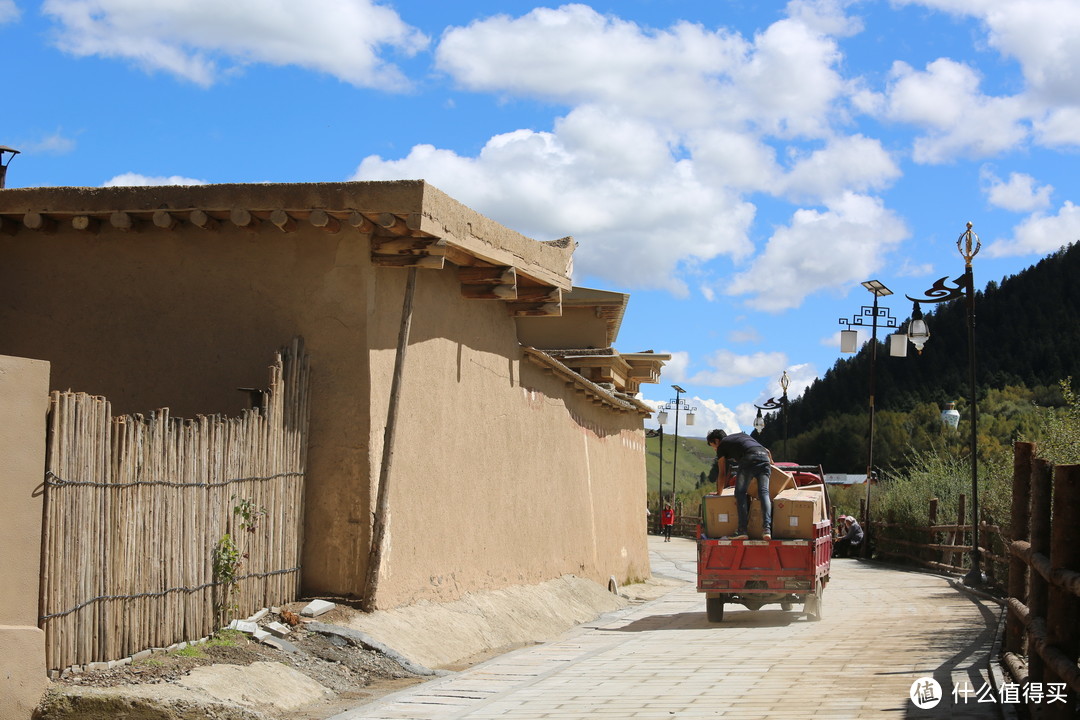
[38,339,310,672]
[872,496,1010,588]
[1003,441,1080,717]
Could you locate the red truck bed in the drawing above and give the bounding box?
[697,463,833,622]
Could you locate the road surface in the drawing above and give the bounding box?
[333,536,1004,719]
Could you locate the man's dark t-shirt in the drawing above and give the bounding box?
[714,432,768,461]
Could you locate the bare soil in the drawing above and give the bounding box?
[44,603,428,719]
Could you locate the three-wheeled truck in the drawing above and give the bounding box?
[697,463,833,622]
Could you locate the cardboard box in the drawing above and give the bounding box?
[702,490,765,538]
[795,483,829,521]
[747,464,795,499]
[772,488,826,539]
[702,492,738,538]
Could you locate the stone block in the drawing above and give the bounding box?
[300,599,335,617]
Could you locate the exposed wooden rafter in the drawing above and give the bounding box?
[458,266,517,300]
[0,198,567,314]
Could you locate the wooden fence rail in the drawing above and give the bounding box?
[1002,441,1080,717]
[870,496,1010,589]
[38,339,310,672]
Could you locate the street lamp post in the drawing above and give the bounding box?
[648,424,665,533]
[839,280,898,552]
[905,222,985,587]
[660,385,696,510]
[754,371,791,459]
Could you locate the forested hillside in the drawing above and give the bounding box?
[756,243,1080,474]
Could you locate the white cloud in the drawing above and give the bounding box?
[877,58,1028,163]
[658,351,690,383]
[640,396,739,437]
[985,201,1080,257]
[435,4,848,138]
[725,193,909,311]
[779,134,900,202]
[0,0,20,23]
[896,1,1080,151]
[21,129,77,155]
[103,172,207,186]
[901,0,1080,105]
[784,0,863,37]
[42,0,427,89]
[353,105,757,294]
[687,349,789,387]
[1033,107,1080,148]
[980,168,1052,212]
[728,328,762,344]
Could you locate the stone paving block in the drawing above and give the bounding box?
[335,537,1000,720]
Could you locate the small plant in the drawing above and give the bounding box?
[212,496,267,628]
[206,629,245,648]
[172,645,205,658]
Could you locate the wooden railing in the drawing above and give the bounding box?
[1003,442,1080,716]
[873,496,1010,589]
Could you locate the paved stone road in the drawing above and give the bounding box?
[334,536,1004,719]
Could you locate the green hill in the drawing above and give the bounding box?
[644,433,715,504]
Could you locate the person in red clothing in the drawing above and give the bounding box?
[661,504,675,542]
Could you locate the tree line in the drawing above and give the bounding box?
[756,242,1080,474]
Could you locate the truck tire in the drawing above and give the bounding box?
[706,597,725,622]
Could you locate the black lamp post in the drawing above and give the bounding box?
[658,385,695,508]
[0,146,19,189]
[754,370,790,459]
[905,222,985,587]
[839,280,898,539]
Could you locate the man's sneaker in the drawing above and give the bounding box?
[763,533,772,541]
[731,533,749,540]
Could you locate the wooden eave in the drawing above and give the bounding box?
[621,352,671,386]
[521,347,651,416]
[561,287,629,346]
[547,352,633,392]
[0,180,574,318]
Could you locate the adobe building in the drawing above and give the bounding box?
[0,180,668,610]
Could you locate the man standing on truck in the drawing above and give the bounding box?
[706,429,773,541]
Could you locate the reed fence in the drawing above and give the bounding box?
[1003,441,1080,717]
[38,338,310,672]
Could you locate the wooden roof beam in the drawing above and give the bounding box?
[24,212,58,233]
[371,254,445,270]
[230,208,259,232]
[72,215,101,233]
[508,301,562,317]
[189,209,219,230]
[270,209,298,232]
[309,209,340,234]
[459,266,518,300]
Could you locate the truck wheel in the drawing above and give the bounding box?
[706,597,725,622]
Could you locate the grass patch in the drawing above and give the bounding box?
[206,629,246,648]
[172,645,205,658]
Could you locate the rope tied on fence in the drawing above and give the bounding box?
[38,566,302,622]
[43,469,304,489]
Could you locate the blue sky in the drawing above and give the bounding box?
[5,0,1080,437]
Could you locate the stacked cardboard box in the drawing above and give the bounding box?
[748,464,796,499]
[771,485,828,539]
[702,488,765,538]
